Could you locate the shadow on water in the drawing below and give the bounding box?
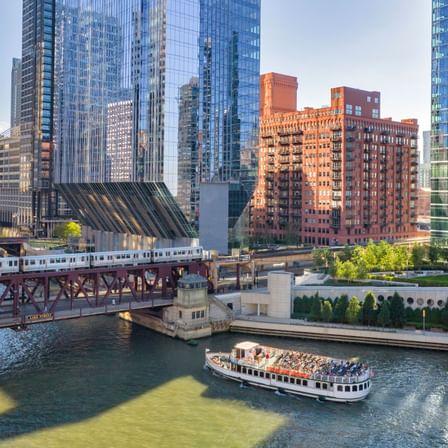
[0,317,286,445]
[0,316,448,447]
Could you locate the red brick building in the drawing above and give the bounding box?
[250,73,419,245]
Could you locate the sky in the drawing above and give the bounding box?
[0,0,432,134]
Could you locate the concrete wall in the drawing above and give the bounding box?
[199,183,229,255]
[295,285,448,309]
[240,271,294,318]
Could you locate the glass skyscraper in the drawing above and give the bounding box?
[51,0,260,232]
[432,1,448,241]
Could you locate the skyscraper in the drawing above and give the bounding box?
[50,0,260,240]
[10,58,21,129]
[20,0,58,235]
[432,1,448,242]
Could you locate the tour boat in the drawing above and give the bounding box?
[204,341,372,403]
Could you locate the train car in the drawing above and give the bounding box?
[90,250,151,268]
[152,246,203,264]
[0,257,20,275]
[21,254,90,273]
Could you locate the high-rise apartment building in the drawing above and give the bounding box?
[10,58,21,129]
[250,73,419,246]
[48,0,260,237]
[431,2,448,242]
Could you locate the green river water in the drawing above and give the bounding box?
[0,316,447,447]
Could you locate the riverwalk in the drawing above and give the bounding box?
[230,316,448,351]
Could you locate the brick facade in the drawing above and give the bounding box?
[250,73,419,246]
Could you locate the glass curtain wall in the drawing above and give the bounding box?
[53,0,260,230]
[432,0,448,242]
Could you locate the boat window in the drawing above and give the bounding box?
[337,386,343,392]
[302,380,307,387]
[359,384,363,390]
[352,385,358,392]
[248,369,252,376]
[266,373,270,379]
[278,376,283,382]
[237,365,241,373]
[316,382,321,389]
[323,383,328,390]
[367,381,370,387]
[289,377,294,384]
[296,378,301,385]
[271,374,275,380]
[345,386,350,392]
[254,370,259,377]
[260,371,264,378]
[242,367,246,374]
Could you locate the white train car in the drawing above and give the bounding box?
[0,257,20,275]
[152,246,203,263]
[21,254,91,273]
[90,250,151,268]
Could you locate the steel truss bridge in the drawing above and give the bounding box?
[0,261,208,330]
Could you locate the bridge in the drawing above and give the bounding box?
[0,260,208,330]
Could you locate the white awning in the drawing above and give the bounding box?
[234,341,259,351]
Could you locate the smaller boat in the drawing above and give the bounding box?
[204,341,372,403]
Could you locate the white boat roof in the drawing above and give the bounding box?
[234,341,259,351]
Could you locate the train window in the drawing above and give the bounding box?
[50,259,55,263]
[8,261,12,267]
[31,260,36,265]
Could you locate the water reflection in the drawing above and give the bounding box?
[0,317,447,447]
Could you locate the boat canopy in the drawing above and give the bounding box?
[234,341,259,351]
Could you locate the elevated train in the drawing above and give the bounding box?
[0,246,205,276]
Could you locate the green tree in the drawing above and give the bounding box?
[441,304,448,327]
[351,246,368,279]
[339,245,353,262]
[390,292,405,328]
[428,244,442,264]
[345,296,361,324]
[322,300,333,322]
[333,295,349,323]
[363,240,379,271]
[312,247,333,271]
[361,292,377,325]
[309,294,323,321]
[53,221,81,240]
[411,244,426,269]
[377,301,391,327]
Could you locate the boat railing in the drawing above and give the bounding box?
[312,370,370,384]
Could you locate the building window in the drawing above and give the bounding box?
[346,104,353,115]
[355,105,362,116]
[372,109,379,119]
[374,97,379,104]
[367,96,371,102]
[179,311,182,319]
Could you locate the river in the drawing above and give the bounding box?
[0,316,447,447]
